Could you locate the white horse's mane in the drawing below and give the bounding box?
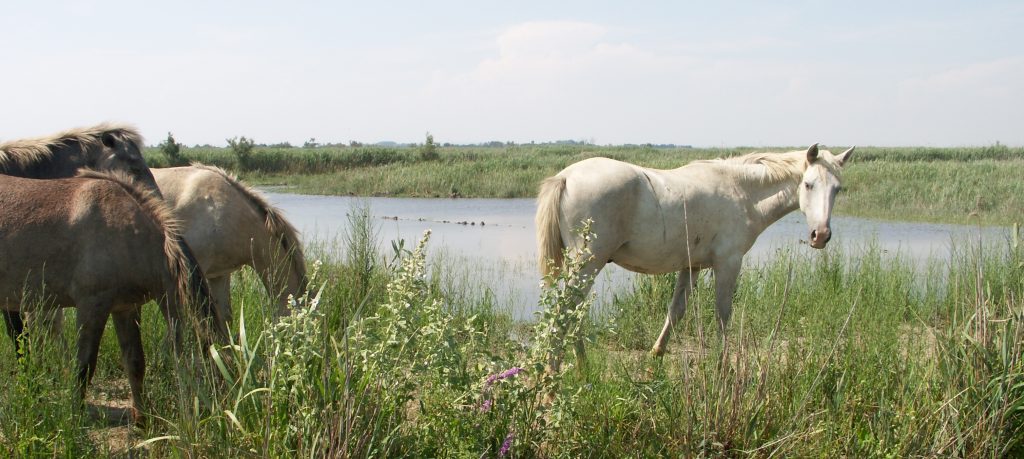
[701,149,843,185]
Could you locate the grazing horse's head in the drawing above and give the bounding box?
[797,143,854,249]
[89,128,162,197]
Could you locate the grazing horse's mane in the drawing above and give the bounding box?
[76,169,195,308]
[0,123,144,170]
[191,163,308,286]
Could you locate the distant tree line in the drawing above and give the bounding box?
[155,133,692,150]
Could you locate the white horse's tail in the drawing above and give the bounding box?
[536,175,566,281]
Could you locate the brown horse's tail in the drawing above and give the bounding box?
[536,176,567,282]
[174,239,228,342]
[77,170,227,344]
[192,164,309,297]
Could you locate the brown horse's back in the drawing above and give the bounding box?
[0,175,170,312]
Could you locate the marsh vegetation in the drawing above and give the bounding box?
[1,203,1021,457]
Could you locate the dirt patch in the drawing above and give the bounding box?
[83,378,138,455]
[87,426,135,457]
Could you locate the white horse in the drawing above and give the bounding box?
[536,144,854,356]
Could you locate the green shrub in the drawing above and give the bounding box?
[226,136,256,170]
[158,132,186,166]
[420,132,439,161]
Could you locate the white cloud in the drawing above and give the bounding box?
[496,21,608,60]
[421,20,860,145]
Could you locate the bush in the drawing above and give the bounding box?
[420,132,439,161]
[158,132,186,166]
[227,136,256,170]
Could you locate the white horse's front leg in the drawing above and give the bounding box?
[713,255,743,333]
[652,268,699,356]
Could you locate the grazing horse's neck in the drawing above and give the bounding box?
[754,181,800,229]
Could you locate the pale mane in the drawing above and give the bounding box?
[697,149,842,184]
[0,123,144,170]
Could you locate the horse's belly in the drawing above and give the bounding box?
[611,244,712,274]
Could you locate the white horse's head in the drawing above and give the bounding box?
[798,144,854,249]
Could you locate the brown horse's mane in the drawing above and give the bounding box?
[191,163,308,287]
[76,169,194,308]
[0,123,144,170]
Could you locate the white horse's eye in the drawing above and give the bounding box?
[804,182,813,190]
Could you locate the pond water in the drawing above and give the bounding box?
[262,191,1013,319]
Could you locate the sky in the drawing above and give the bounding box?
[1,1,1022,147]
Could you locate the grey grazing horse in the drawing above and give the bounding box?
[153,164,308,324]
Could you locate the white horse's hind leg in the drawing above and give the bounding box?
[566,258,606,374]
[652,268,699,356]
[712,255,743,333]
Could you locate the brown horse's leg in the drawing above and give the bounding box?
[112,309,146,426]
[3,310,25,354]
[75,303,111,403]
[652,268,700,356]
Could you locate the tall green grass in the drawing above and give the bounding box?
[1,212,1021,456]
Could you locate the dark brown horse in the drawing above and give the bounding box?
[0,122,158,191]
[1,123,165,346]
[0,171,225,423]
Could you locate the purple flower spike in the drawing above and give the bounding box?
[486,366,525,388]
[479,398,493,412]
[498,431,515,457]
[499,367,524,379]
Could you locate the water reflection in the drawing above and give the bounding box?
[263,192,1011,319]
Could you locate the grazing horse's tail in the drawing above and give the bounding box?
[77,170,227,343]
[192,164,309,296]
[536,176,567,281]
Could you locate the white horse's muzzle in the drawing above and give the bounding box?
[809,227,832,249]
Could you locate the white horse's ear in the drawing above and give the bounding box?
[806,143,820,163]
[836,146,855,166]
